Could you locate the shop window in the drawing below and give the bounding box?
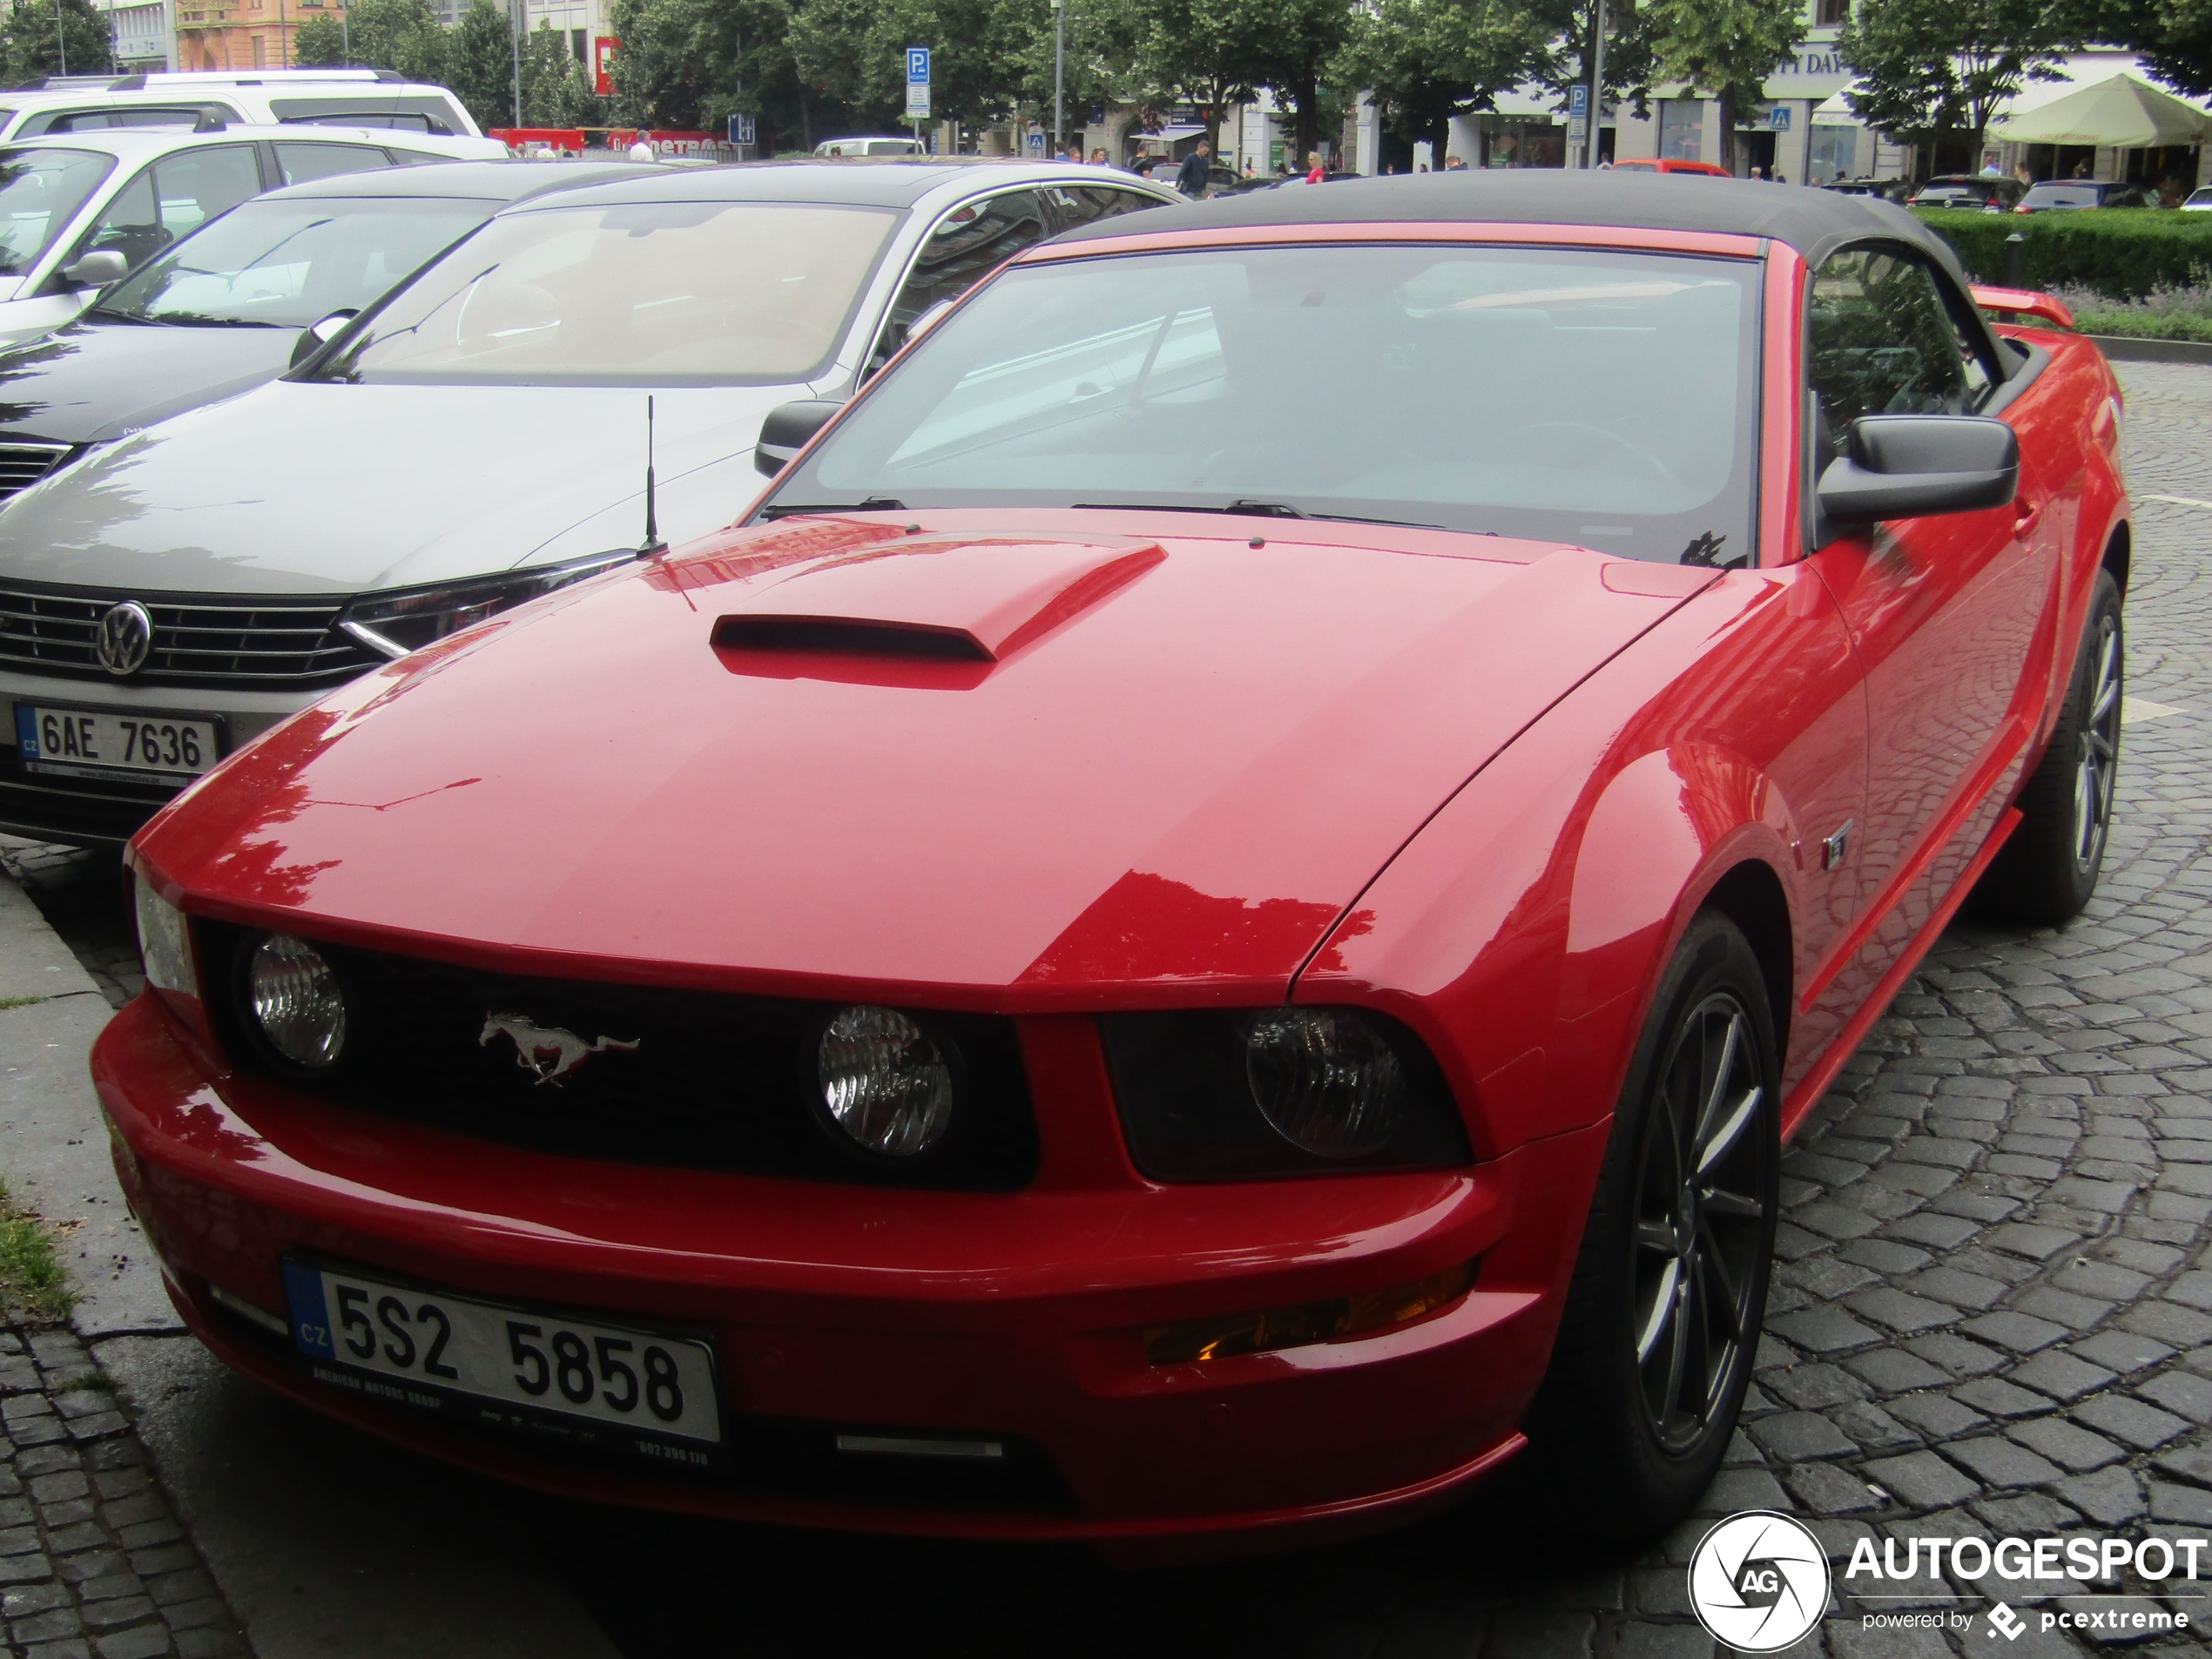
[1657,99,1703,161]
[1814,0,1846,24]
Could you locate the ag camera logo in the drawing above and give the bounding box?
[1689,1511,1831,1651]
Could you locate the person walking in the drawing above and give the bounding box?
[1176,139,1213,199]
[1305,150,1325,184]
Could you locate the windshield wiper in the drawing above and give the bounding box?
[756,498,906,520]
[85,306,155,323]
[144,314,283,328]
[1071,500,1444,531]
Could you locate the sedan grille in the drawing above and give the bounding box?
[0,581,383,690]
[0,443,71,502]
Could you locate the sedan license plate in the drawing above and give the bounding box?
[282,1261,723,1467]
[14,704,218,780]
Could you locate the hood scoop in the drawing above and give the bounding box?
[712,538,1165,676]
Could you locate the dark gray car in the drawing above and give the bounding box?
[0,160,652,504]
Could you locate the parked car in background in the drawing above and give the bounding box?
[2015,180,2151,213]
[0,159,1177,845]
[98,171,2131,1548]
[1608,157,1730,177]
[0,160,651,508]
[1822,178,1913,200]
[1130,157,1266,193]
[2186,185,2212,210]
[0,125,507,350]
[813,137,927,157]
[0,69,487,140]
[1906,174,2027,212]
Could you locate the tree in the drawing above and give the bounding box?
[2,0,114,80]
[2073,0,2210,100]
[1336,0,1553,166]
[1528,0,1655,129]
[294,0,446,83]
[444,0,521,128]
[1116,0,1274,149]
[1642,0,1801,172]
[1255,0,1357,167]
[1836,0,2073,165]
[519,23,605,125]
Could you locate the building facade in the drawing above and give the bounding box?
[174,0,301,72]
[97,0,176,71]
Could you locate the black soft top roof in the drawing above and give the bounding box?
[1055,169,1964,277]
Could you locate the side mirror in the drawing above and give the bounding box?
[754,398,846,477]
[59,250,127,289]
[289,309,359,369]
[1815,415,2019,528]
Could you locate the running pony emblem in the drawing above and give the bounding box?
[479,1013,641,1085]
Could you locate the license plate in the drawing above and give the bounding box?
[14,703,219,779]
[282,1261,723,1467]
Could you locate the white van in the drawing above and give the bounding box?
[0,70,489,144]
[813,136,926,157]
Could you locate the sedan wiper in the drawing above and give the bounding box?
[756,498,906,520]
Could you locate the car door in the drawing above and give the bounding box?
[1802,243,2055,986]
[861,187,1055,377]
[274,141,396,186]
[71,144,263,270]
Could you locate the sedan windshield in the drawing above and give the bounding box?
[765,244,1761,564]
[97,196,489,327]
[0,147,112,276]
[315,200,899,386]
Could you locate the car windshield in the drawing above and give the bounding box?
[0,146,112,275]
[95,195,489,327]
[314,199,900,385]
[765,244,1762,565]
[2025,185,2099,206]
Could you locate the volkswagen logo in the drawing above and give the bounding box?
[94,601,153,678]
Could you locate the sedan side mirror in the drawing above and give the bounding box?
[1815,414,2019,527]
[289,309,359,370]
[754,398,846,477]
[59,250,128,289]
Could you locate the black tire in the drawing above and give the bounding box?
[1974,569,2123,927]
[1521,911,1781,1540]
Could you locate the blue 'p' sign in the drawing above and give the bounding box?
[907,47,930,84]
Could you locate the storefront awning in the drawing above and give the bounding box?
[1992,73,2209,145]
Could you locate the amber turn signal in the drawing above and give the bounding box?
[1143,1260,1476,1366]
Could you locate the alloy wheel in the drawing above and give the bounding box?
[2074,614,2121,873]
[1630,991,1769,1455]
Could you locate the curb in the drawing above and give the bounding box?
[2087,334,2212,365]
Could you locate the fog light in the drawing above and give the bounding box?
[816,1006,954,1157]
[1143,1261,1477,1365]
[1244,1008,1406,1158]
[247,934,346,1069]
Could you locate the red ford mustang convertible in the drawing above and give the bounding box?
[97,174,2128,1548]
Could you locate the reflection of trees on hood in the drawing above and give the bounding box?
[0,334,71,431]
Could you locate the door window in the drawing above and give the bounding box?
[276,142,392,185]
[1048,185,1169,230]
[868,190,1052,373]
[1806,247,1983,465]
[76,145,262,270]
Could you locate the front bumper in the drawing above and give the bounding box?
[93,994,1607,1546]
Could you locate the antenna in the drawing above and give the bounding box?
[640,395,666,557]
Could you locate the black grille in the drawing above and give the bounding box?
[0,742,172,844]
[0,442,70,501]
[197,923,1040,1191]
[0,580,383,689]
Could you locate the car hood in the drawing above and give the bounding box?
[0,379,807,594]
[141,513,1718,1003]
[0,320,300,445]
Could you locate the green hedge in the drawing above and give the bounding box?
[1913,207,2212,301]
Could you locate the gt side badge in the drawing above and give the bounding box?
[1822,820,1853,872]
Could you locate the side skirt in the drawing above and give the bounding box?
[1778,806,2022,1144]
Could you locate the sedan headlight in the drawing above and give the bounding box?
[338,551,634,660]
[132,874,196,998]
[1102,1008,1469,1181]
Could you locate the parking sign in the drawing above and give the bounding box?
[907,47,930,84]
[727,112,755,145]
[1568,84,1588,119]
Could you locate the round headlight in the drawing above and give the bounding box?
[247,934,347,1070]
[816,1006,955,1158]
[1244,1008,1406,1159]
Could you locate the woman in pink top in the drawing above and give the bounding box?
[1305,151,1325,184]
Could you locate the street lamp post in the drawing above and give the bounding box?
[1051,0,1063,151]
[509,0,522,126]
[341,0,349,64]
[53,0,64,76]
[1585,0,1606,170]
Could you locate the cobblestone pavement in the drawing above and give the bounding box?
[0,1322,244,1659]
[5,363,2212,1658]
